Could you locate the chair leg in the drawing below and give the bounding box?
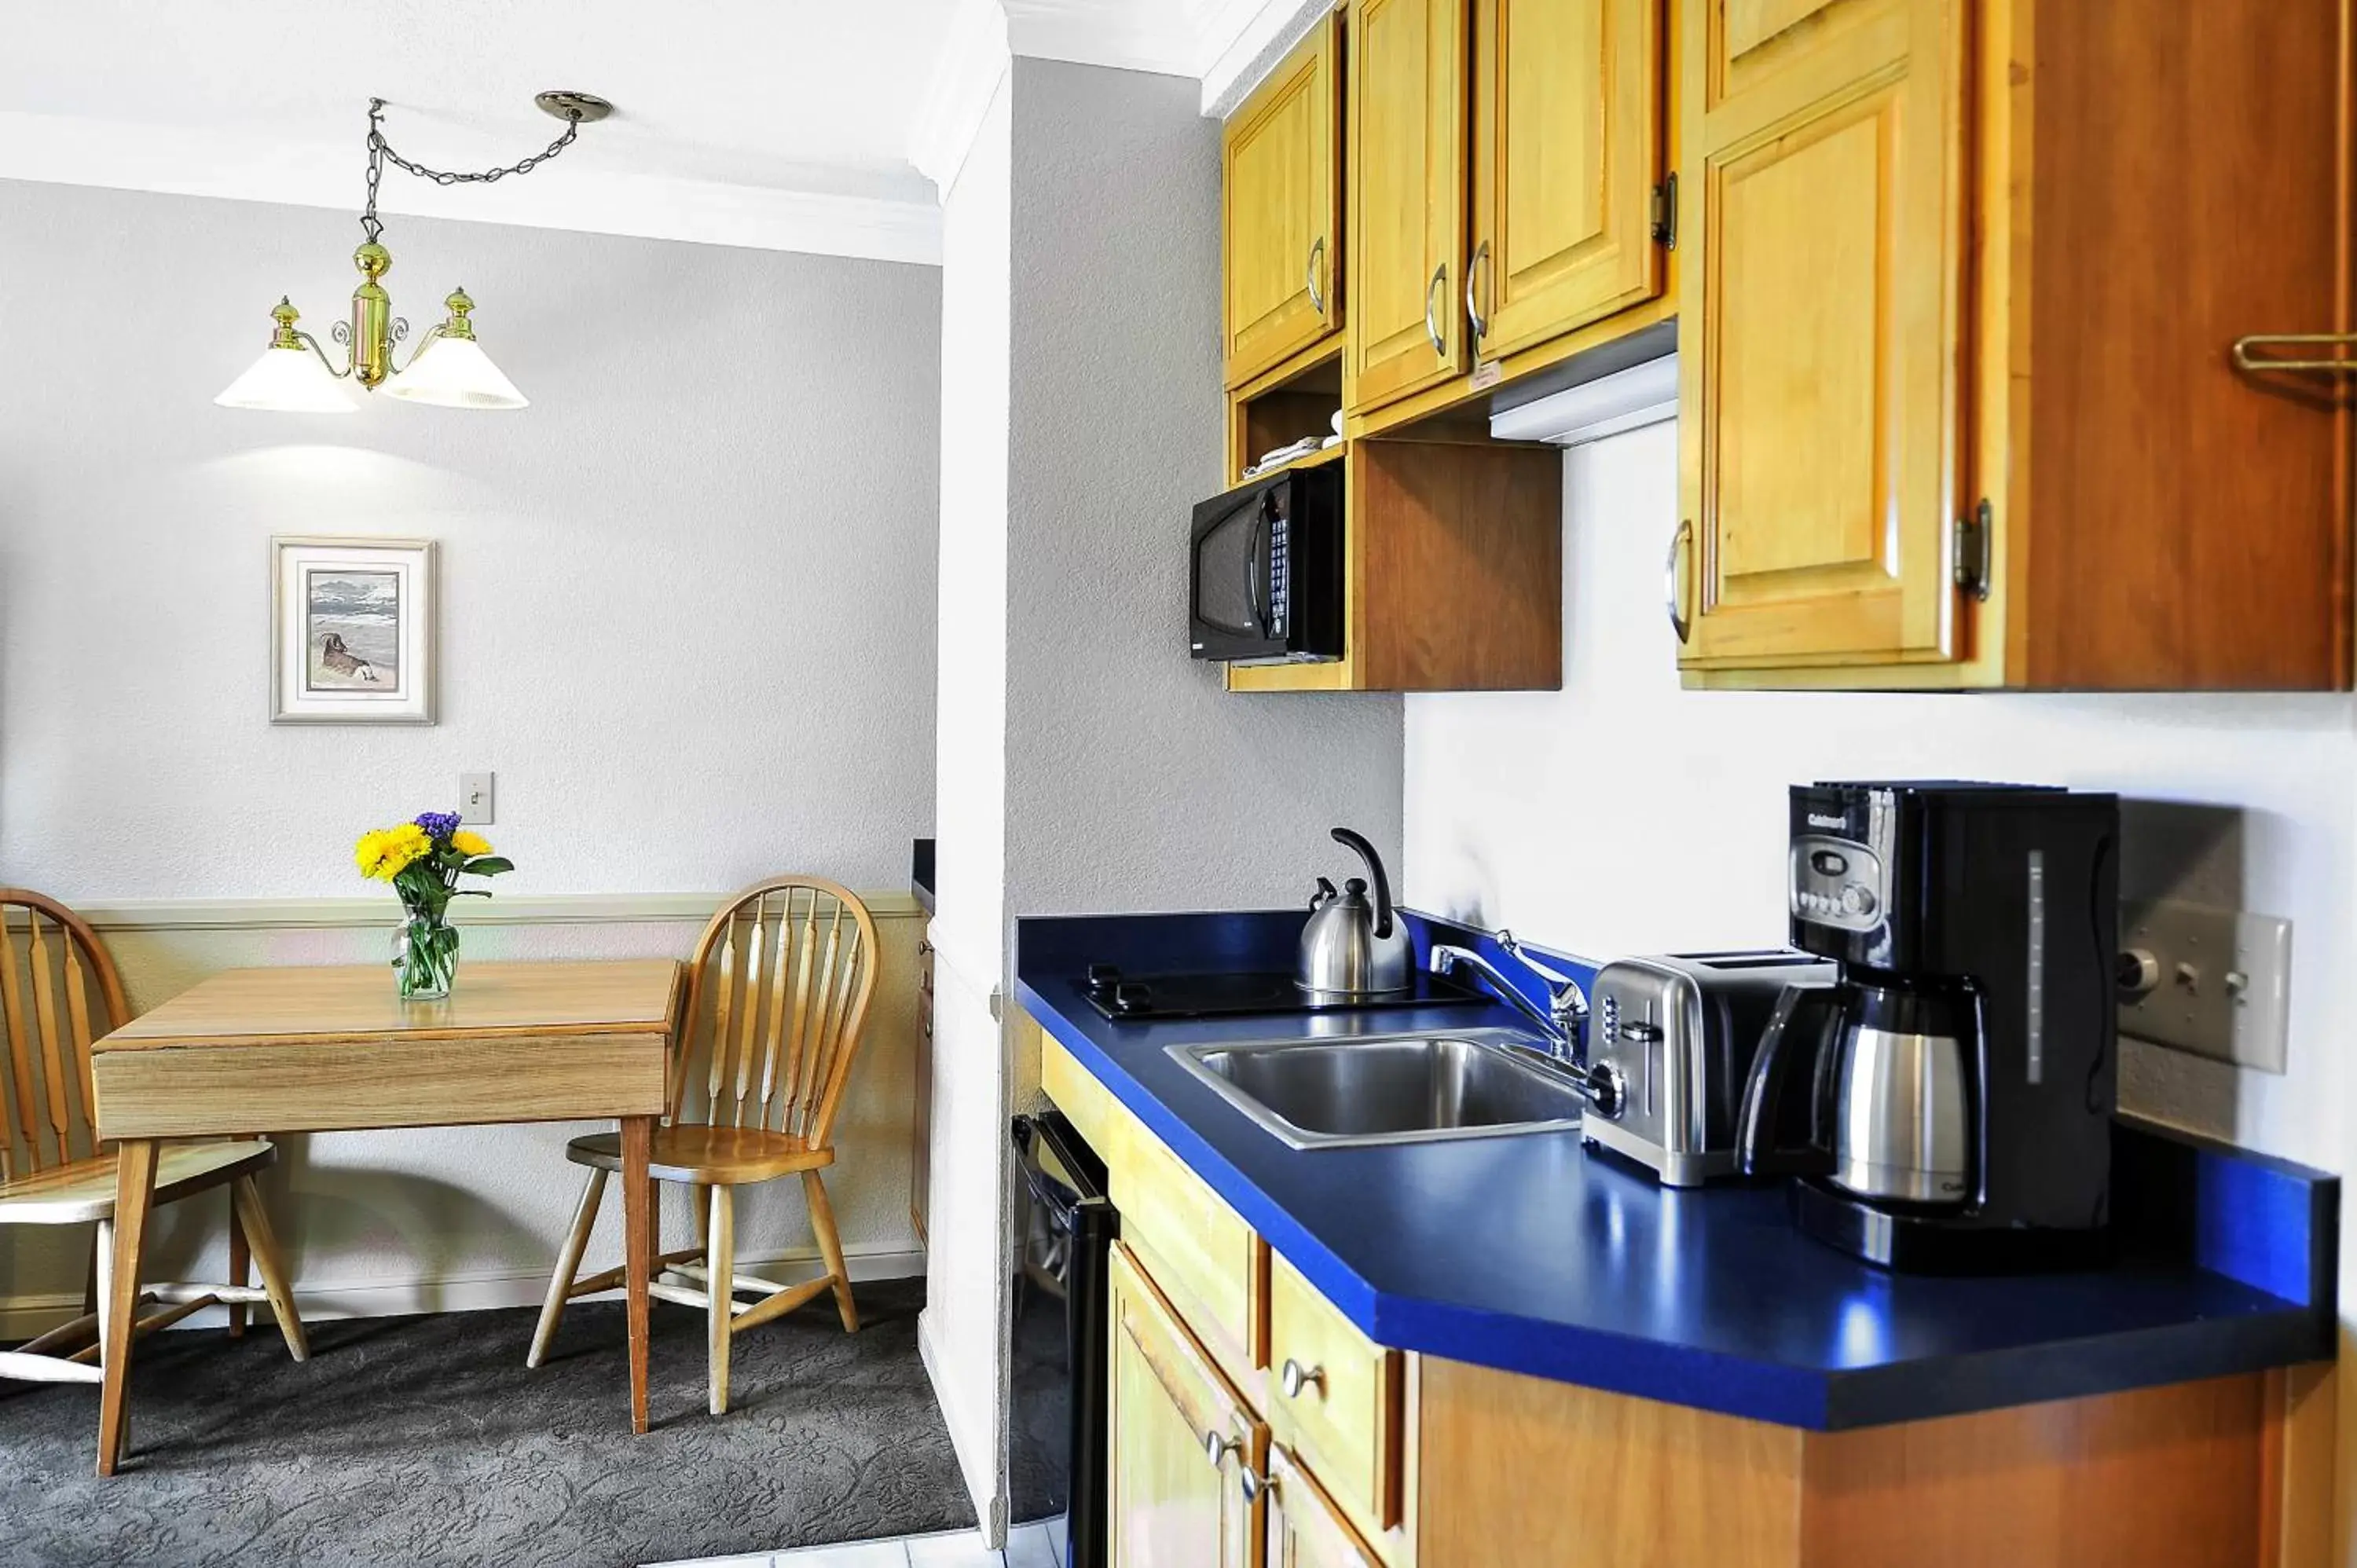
[227,1186,250,1340]
[229,1177,308,1362]
[82,1225,101,1320]
[693,1181,712,1250]
[803,1170,858,1334]
[708,1183,735,1416]
[529,1166,607,1369]
[92,1218,114,1352]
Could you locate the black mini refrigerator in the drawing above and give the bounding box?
[1010,1111,1117,1568]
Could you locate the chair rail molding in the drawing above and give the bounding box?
[72,889,927,932]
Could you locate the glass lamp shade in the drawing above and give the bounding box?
[214,343,357,412]
[384,334,529,409]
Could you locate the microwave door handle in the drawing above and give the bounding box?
[1248,499,1273,636]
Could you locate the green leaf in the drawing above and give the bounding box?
[464,857,515,876]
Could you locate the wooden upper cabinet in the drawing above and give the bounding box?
[1225,19,1344,389]
[1681,0,2355,690]
[1679,0,1968,670]
[1109,1241,1265,1568]
[1347,0,1469,413]
[1468,0,1665,364]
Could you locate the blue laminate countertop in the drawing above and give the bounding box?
[1015,910,2337,1431]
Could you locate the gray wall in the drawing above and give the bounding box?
[0,179,943,899]
[1003,59,1404,923]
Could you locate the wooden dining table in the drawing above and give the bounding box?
[86,958,685,1475]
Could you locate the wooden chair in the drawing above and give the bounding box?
[0,890,306,1454]
[527,876,881,1414]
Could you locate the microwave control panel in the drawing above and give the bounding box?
[1265,493,1290,634]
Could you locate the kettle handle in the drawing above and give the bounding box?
[1738,981,1843,1178]
[1329,827,1395,940]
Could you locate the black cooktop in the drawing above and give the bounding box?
[1077,964,1490,1021]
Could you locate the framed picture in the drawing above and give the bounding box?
[270,537,436,724]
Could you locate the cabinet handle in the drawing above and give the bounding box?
[1239,1461,1268,1504]
[1281,1357,1326,1399]
[1204,1427,1241,1469]
[1423,262,1450,358]
[2231,332,2357,375]
[1666,519,1693,644]
[1307,236,1327,317]
[1465,240,1490,347]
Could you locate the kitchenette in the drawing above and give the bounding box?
[1007,802,2337,1566]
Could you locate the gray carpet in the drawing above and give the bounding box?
[0,1277,975,1568]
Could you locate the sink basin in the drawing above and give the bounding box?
[1166,1029,1587,1149]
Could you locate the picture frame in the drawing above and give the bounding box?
[269,536,437,724]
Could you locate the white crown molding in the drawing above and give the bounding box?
[0,110,941,266]
[1003,0,1205,75]
[1200,0,1336,117]
[908,0,1014,192]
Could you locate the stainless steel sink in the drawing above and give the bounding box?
[1165,1029,1588,1149]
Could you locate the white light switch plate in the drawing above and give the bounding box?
[2117,897,2290,1073]
[460,771,494,826]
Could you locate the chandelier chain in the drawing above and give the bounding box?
[360,97,585,245]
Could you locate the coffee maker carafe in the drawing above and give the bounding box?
[1737,782,2120,1272]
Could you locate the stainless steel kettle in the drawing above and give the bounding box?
[1296,828,1411,998]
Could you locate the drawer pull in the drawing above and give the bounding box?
[1204,1428,1241,1469]
[1281,1357,1326,1400]
[1239,1461,1267,1504]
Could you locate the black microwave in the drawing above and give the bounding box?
[1187,464,1343,664]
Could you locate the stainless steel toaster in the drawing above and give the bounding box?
[1583,951,1835,1186]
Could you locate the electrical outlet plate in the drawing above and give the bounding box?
[2117,897,2290,1074]
[460,771,494,826]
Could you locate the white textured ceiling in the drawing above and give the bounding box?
[0,0,1323,259]
[0,0,958,203]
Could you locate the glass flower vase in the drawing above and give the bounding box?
[392,903,460,1001]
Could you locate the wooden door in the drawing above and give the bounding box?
[1264,1446,1382,1568]
[1109,1240,1265,1568]
[1677,0,1971,669]
[1347,0,1469,412]
[1226,18,1344,388]
[1468,0,1664,363]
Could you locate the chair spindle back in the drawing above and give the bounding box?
[672,877,879,1147]
[0,890,129,1184]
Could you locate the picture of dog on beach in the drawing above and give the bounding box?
[304,570,400,693]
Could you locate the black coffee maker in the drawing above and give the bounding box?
[1737,781,2120,1272]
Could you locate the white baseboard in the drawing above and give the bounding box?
[2,1242,925,1341]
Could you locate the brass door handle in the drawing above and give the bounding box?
[1423,263,1450,358]
[1465,240,1490,347]
[1666,519,1693,644]
[1307,236,1327,317]
[2232,332,2357,374]
[1281,1357,1325,1399]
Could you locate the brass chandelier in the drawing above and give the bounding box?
[217,91,610,413]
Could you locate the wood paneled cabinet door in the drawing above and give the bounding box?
[1109,1241,1266,1568]
[1263,1446,1381,1568]
[1676,0,1970,672]
[1468,0,1665,364]
[1225,16,1343,388]
[1347,0,1469,413]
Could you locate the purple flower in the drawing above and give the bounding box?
[414,811,463,842]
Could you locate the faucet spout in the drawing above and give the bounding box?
[1431,943,1586,1063]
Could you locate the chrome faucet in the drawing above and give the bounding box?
[1430,933,1589,1064]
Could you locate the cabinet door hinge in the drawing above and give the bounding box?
[1651,173,1678,250]
[1952,498,1993,600]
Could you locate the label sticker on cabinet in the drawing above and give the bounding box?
[1470,360,1502,391]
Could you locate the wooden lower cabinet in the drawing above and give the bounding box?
[1266,1445,1384,1568]
[1109,1240,1266,1568]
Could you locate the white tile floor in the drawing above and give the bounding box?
[645,1520,1066,1568]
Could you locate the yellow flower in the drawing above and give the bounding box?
[355,822,431,881]
[450,830,493,858]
